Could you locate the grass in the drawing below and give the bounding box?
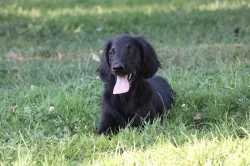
[0,0,250,165]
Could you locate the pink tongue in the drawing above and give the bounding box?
[113,75,130,94]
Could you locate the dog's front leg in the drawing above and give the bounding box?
[130,105,157,127]
[97,107,126,135]
[97,112,118,135]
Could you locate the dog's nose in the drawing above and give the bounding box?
[112,64,125,73]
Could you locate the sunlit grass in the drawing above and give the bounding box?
[197,0,250,11]
[93,137,250,165]
[0,4,171,17]
[1,0,249,19]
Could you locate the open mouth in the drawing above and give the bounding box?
[113,70,136,95]
[127,70,136,82]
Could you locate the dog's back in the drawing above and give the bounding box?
[147,75,175,114]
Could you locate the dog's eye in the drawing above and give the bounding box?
[129,48,135,53]
[109,49,114,55]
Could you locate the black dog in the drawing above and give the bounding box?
[96,34,175,134]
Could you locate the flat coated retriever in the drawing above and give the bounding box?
[96,34,175,135]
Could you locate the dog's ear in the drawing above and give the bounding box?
[96,40,112,82]
[135,36,161,79]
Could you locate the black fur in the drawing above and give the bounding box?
[96,34,175,134]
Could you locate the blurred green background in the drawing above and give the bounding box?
[1,0,249,55]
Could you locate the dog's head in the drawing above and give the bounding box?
[97,34,160,94]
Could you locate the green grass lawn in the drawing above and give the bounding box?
[0,0,250,165]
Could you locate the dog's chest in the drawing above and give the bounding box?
[117,93,136,111]
[116,92,146,114]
